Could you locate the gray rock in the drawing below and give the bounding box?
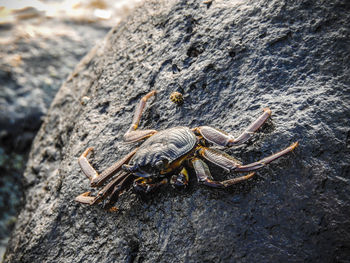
[0,5,110,250]
[4,0,350,262]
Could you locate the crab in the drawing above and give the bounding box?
[75,90,298,210]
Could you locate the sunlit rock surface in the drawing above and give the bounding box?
[4,0,350,262]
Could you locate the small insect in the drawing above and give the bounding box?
[170,91,184,105]
[76,90,298,210]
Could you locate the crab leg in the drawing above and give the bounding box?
[234,142,299,172]
[104,173,136,210]
[123,90,158,143]
[75,171,131,205]
[191,158,255,187]
[133,177,168,193]
[193,108,271,147]
[197,147,242,172]
[74,192,95,204]
[78,147,138,187]
[198,142,298,172]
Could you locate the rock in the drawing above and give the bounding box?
[0,0,127,253]
[0,16,110,152]
[4,0,350,262]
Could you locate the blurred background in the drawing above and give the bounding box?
[0,0,142,258]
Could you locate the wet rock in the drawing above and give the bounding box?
[4,0,350,262]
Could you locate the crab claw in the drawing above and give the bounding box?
[170,167,189,188]
[170,174,188,188]
[75,191,95,204]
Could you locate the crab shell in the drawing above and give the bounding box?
[123,127,198,176]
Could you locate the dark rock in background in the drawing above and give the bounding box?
[0,1,113,257]
[4,0,350,262]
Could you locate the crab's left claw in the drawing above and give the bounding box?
[75,192,96,204]
[170,167,189,188]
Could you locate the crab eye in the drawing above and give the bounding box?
[155,160,164,169]
[155,159,168,170]
[123,164,137,172]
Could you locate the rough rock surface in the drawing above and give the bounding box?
[0,2,146,255]
[4,0,350,262]
[0,3,110,252]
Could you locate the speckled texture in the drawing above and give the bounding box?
[0,9,110,251]
[4,0,350,262]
